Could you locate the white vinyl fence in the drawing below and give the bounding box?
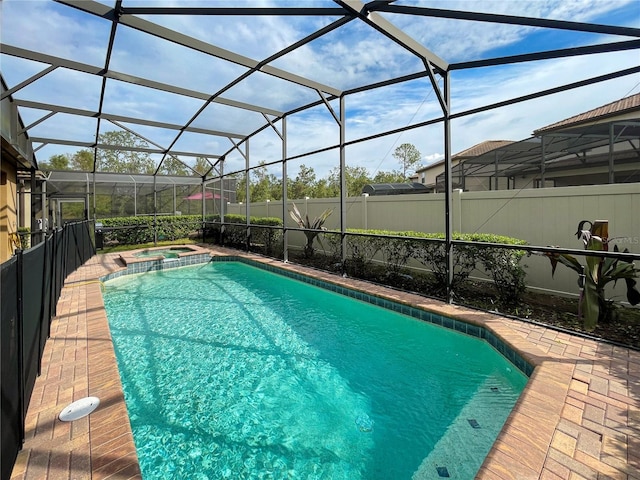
[228,183,640,299]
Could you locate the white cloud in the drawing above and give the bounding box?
[424,153,445,164]
[389,0,638,62]
[1,0,111,66]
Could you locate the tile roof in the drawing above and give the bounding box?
[452,140,515,159]
[534,93,640,134]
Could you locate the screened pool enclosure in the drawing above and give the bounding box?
[2,0,639,300]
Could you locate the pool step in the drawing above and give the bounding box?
[412,378,517,479]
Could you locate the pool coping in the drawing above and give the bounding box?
[10,245,639,479]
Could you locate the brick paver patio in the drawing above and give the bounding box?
[10,247,640,479]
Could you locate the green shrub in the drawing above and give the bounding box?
[344,230,386,277]
[467,233,528,303]
[360,229,416,278]
[405,233,477,292]
[204,215,283,254]
[99,214,284,251]
[100,215,211,245]
[249,218,284,256]
[337,229,528,303]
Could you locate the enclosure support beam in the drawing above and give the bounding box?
[282,117,289,263]
[84,178,89,227]
[0,65,57,101]
[219,159,226,221]
[153,175,157,246]
[443,72,453,303]
[244,140,250,251]
[131,176,137,216]
[92,172,96,223]
[201,180,205,224]
[41,181,47,237]
[339,95,347,269]
[30,169,37,244]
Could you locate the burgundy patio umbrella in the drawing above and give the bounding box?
[183,192,222,200]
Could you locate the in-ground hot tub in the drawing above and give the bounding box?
[119,245,209,266]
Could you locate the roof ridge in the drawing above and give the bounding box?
[534,93,640,134]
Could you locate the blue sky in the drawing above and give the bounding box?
[1,0,639,179]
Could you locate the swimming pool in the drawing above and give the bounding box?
[103,261,527,479]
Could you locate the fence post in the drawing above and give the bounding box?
[15,248,26,443]
[453,189,463,233]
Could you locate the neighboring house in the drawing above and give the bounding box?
[414,140,513,192]
[1,75,39,262]
[431,94,640,192]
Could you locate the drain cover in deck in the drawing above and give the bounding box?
[59,396,100,421]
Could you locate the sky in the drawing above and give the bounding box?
[1,0,639,180]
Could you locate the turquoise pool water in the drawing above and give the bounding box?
[103,262,527,479]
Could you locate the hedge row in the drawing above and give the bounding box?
[99,215,212,244]
[205,215,284,255]
[97,216,527,302]
[99,215,284,254]
[324,229,528,303]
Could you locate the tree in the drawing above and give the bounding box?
[159,157,189,176]
[235,173,248,203]
[239,162,279,202]
[40,150,94,172]
[70,150,94,171]
[373,170,406,184]
[193,157,213,176]
[39,154,69,172]
[250,163,269,202]
[96,131,155,174]
[268,177,283,201]
[327,165,371,197]
[289,164,317,200]
[313,178,332,199]
[392,143,421,179]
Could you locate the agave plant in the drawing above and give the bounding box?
[289,202,333,258]
[545,220,640,331]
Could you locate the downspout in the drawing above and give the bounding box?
[540,135,546,188]
[608,123,615,183]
